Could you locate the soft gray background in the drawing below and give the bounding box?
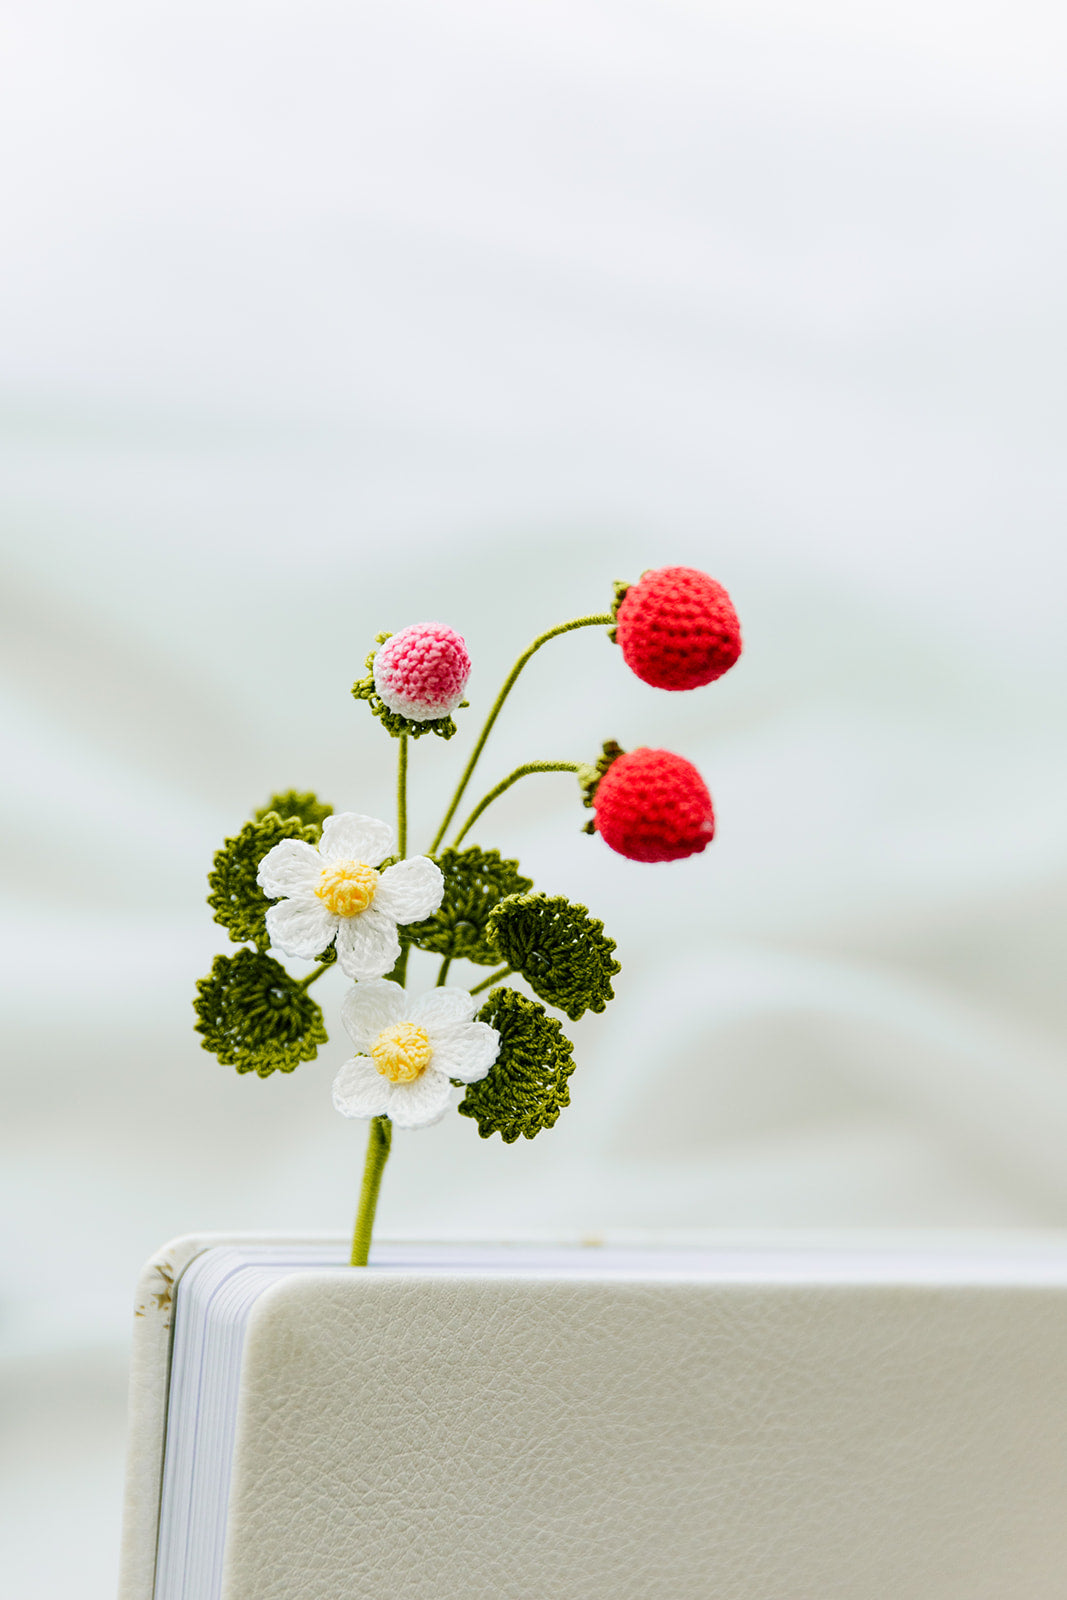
[2,1,1067,1594]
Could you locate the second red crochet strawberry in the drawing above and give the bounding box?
[584,744,715,863]
[613,566,741,690]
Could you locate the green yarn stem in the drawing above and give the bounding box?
[469,965,513,995]
[428,613,613,853]
[390,945,410,988]
[436,956,452,986]
[299,963,329,989]
[397,733,408,859]
[452,762,582,847]
[350,1115,392,1267]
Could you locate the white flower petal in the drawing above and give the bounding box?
[430,1021,500,1084]
[265,897,337,959]
[332,1057,391,1120]
[319,812,394,868]
[340,980,408,1049]
[256,839,323,898]
[375,856,444,923]
[407,987,478,1030]
[384,1068,453,1129]
[334,906,401,980]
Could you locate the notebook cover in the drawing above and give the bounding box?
[119,1237,1067,1600]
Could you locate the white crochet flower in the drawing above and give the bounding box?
[332,980,500,1130]
[256,813,443,980]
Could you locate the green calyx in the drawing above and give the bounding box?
[254,790,333,837]
[577,739,625,835]
[487,892,621,1020]
[402,845,534,966]
[458,987,576,1141]
[576,739,625,822]
[194,950,328,1077]
[207,812,320,953]
[607,579,630,644]
[352,634,466,741]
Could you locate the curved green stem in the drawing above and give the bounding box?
[387,945,410,988]
[350,1115,392,1267]
[469,965,513,996]
[436,956,453,986]
[396,733,408,859]
[428,613,613,853]
[299,961,331,989]
[453,762,581,847]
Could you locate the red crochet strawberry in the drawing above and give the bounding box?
[587,745,715,862]
[613,566,741,690]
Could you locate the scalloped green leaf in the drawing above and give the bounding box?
[193,949,328,1077]
[254,790,333,838]
[402,846,534,966]
[458,987,575,1142]
[487,892,620,1020]
[207,813,319,953]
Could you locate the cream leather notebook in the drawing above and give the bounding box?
[119,1234,1067,1600]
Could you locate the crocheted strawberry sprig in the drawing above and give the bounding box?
[192,567,740,1265]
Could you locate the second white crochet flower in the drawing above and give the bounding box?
[256,812,443,980]
[332,980,500,1129]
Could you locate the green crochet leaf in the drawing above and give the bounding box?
[207,813,319,954]
[403,846,534,966]
[351,633,465,741]
[254,790,332,838]
[193,950,328,1077]
[487,892,620,1020]
[458,987,576,1142]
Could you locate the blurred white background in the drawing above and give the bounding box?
[2,0,1067,1593]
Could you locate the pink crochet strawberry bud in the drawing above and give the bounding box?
[372,623,471,722]
[590,746,714,863]
[613,567,741,690]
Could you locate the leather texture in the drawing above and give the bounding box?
[220,1270,1067,1600]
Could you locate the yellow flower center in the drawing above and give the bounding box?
[371,1022,434,1083]
[315,860,379,918]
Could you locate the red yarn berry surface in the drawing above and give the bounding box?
[593,747,715,863]
[373,623,471,721]
[615,566,741,690]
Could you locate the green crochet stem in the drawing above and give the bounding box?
[428,613,613,853]
[350,1115,392,1267]
[469,964,513,995]
[436,956,453,986]
[348,734,406,1271]
[299,963,329,989]
[397,733,408,860]
[453,762,582,847]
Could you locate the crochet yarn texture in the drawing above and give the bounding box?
[487,892,620,1020]
[254,790,333,836]
[352,633,465,741]
[194,950,328,1076]
[614,566,741,690]
[373,622,471,721]
[208,812,320,953]
[402,845,533,966]
[577,739,624,811]
[459,987,576,1141]
[592,746,715,862]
